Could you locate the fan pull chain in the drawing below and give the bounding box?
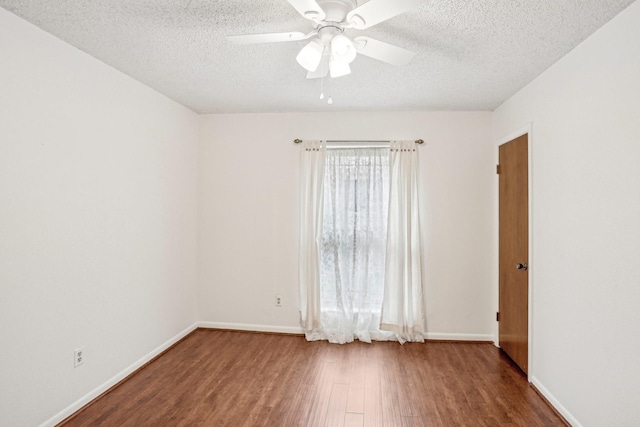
[319,53,326,100]
[326,72,333,105]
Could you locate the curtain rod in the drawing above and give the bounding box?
[293,139,424,144]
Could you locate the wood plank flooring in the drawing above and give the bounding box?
[60,329,565,426]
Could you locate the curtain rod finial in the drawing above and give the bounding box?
[415,139,424,145]
[294,139,302,144]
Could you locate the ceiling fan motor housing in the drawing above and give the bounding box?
[316,0,358,23]
[318,25,343,43]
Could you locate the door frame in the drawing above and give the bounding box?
[494,123,534,381]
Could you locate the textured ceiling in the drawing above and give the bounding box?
[1,0,635,113]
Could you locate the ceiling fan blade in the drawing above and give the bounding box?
[306,54,330,79]
[353,36,415,66]
[227,31,311,44]
[287,0,326,22]
[347,0,426,29]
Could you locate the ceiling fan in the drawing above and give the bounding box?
[227,0,427,79]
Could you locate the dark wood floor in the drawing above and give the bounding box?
[61,329,565,426]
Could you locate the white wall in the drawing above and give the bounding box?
[493,1,640,426]
[0,9,199,427]
[198,111,495,339]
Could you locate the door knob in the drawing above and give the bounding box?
[516,263,528,271]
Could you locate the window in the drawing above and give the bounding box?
[318,147,392,342]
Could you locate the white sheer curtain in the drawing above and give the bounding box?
[381,140,426,343]
[307,147,394,343]
[299,140,326,335]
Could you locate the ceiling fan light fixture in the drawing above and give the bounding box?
[330,60,351,78]
[330,34,357,64]
[296,38,325,72]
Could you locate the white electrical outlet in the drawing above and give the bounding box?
[74,347,84,367]
[275,295,282,307]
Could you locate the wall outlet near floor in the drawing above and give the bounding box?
[74,347,85,367]
[275,295,282,307]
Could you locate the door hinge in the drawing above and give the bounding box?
[496,312,501,322]
[496,164,502,174]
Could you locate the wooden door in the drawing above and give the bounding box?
[498,134,529,373]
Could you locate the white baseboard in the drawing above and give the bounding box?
[39,322,198,427]
[197,322,492,342]
[531,376,580,427]
[198,321,305,335]
[425,332,494,342]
